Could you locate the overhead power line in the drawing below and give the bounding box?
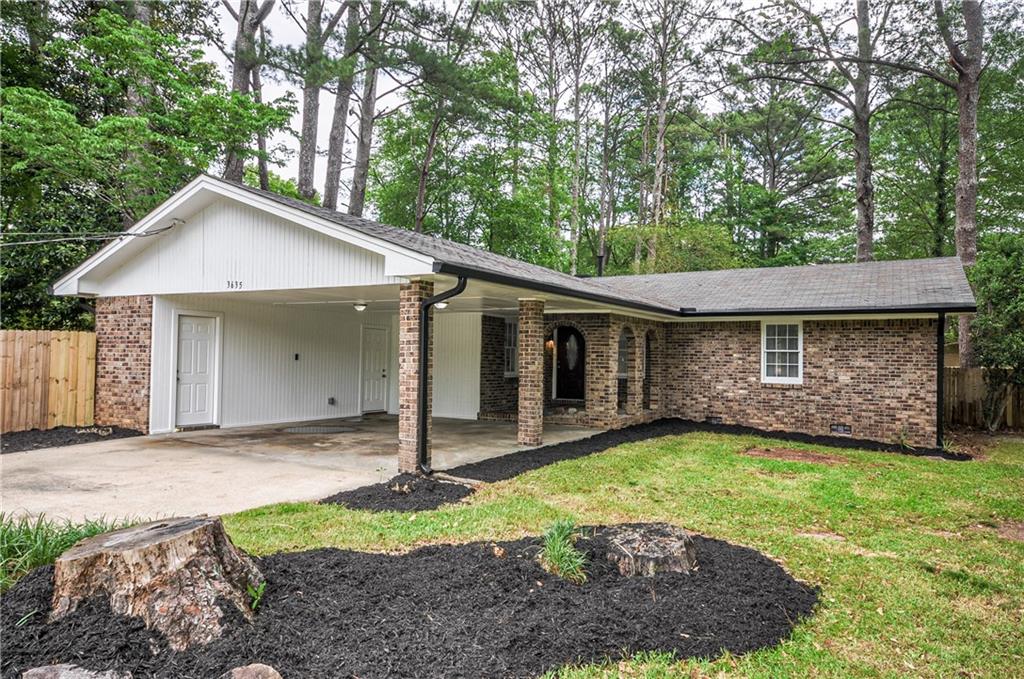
[0,222,180,248]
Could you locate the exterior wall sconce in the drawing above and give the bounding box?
[545,339,555,352]
[353,303,367,311]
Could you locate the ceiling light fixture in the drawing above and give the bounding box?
[434,301,448,310]
[353,303,367,312]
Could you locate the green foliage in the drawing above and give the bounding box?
[247,580,267,611]
[539,518,588,585]
[0,6,294,330]
[970,234,1024,431]
[243,166,320,206]
[0,513,133,592]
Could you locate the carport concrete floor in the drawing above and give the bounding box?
[1,416,595,522]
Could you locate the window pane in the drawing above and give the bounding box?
[766,364,777,377]
[765,338,776,350]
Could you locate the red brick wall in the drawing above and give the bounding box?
[479,315,518,413]
[94,296,153,433]
[664,318,938,448]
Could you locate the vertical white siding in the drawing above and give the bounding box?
[100,200,401,296]
[150,297,480,433]
[433,312,481,419]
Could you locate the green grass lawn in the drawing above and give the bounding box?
[224,431,1024,678]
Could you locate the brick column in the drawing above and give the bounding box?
[95,295,153,433]
[517,299,544,446]
[398,281,434,474]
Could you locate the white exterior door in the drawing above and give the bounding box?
[176,315,215,427]
[361,326,388,413]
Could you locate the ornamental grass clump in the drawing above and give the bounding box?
[539,518,588,584]
[0,513,133,592]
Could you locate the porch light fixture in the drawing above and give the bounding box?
[545,339,555,352]
[434,301,449,310]
[353,303,367,312]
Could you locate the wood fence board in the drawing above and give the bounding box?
[1,330,98,433]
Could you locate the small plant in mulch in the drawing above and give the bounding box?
[247,581,267,611]
[538,519,588,584]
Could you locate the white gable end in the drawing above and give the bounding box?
[77,198,408,297]
[52,176,436,297]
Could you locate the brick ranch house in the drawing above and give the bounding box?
[53,175,976,472]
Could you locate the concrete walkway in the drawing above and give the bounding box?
[0,416,593,522]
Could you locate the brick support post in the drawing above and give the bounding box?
[95,296,153,433]
[398,281,434,474]
[517,299,545,446]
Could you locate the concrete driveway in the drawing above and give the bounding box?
[1,416,593,521]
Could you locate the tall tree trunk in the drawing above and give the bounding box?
[853,0,875,262]
[322,3,360,210]
[936,0,983,367]
[348,0,381,217]
[297,0,325,201]
[414,113,444,232]
[597,101,611,276]
[223,0,275,182]
[252,67,269,190]
[933,111,951,257]
[569,88,582,275]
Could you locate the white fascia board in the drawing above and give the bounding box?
[52,175,436,296]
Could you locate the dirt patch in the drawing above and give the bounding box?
[742,447,848,465]
[996,521,1024,542]
[0,529,818,679]
[1,426,143,454]
[320,473,474,511]
[797,530,846,542]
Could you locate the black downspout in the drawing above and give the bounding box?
[417,276,468,474]
[936,312,945,449]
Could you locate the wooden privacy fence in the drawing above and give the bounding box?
[1,330,97,434]
[944,366,1023,430]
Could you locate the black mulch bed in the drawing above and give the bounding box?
[1,426,143,454]
[321,473,475,511]
[0,528,818,679]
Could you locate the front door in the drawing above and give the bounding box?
[361,326,388,412]
[555,326,585,401]
[176,315,215,427]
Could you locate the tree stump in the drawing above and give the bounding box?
[50,516,264,651]
[603,523,697,577]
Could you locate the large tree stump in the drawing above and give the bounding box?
[50,517,264,651]
[603,523,697,577]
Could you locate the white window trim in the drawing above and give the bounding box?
[504,319,518,377]
[761,319,803,385]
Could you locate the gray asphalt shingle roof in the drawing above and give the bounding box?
[224,178,975,317]
[598,258,976,314]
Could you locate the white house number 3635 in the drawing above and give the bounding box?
[227,280,244,289]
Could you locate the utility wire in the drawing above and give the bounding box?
[0,223,179,248]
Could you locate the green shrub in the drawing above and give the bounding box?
[539,518,588,584]
[0,513,132,592]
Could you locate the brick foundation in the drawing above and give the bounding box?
[398,281,433,473]
[94,296,153,433]
[517,299,545,445]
